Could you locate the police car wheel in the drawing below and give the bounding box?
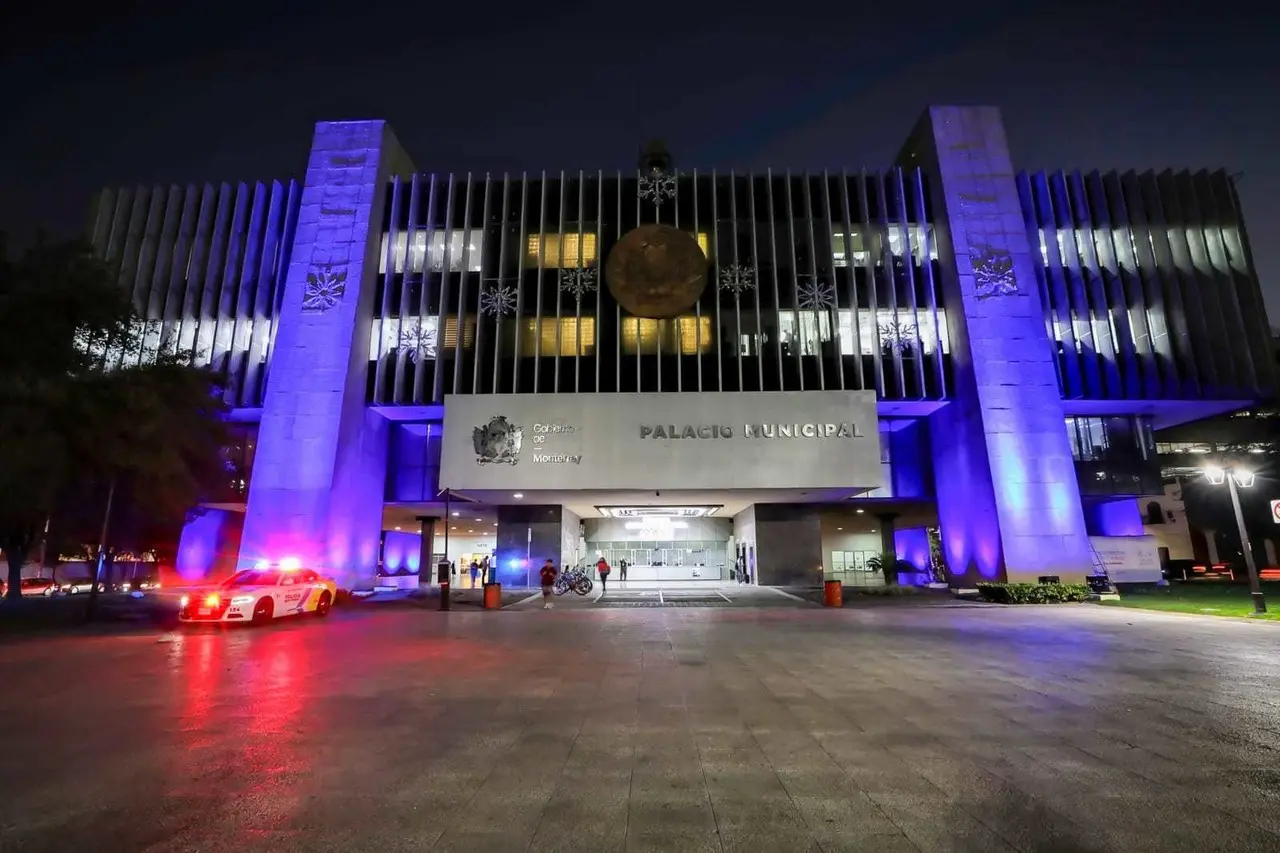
[316,592,332,617]
[252,598,274,624]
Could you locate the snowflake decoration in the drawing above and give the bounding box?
[558,267,598,300]
[797,277,836,310]
[970,244,1017,299]
[479,283,518,317]
[302,265,348,313]
[638,167,676,205]
[718,264,756,296]
[878,321,918,354]
[398,322,437,362]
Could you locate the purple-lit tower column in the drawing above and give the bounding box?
[236,121,415,590]
[899,106,1093,585]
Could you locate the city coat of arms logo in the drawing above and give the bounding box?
[473,416,523,465]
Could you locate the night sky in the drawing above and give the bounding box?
[4,1,1277,320]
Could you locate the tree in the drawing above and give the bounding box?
[0,236,230,606]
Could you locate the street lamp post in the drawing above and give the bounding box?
[1204,464,1266,614]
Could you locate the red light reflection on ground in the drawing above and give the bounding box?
[167,627,315,841]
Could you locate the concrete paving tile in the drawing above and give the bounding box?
[624,828,722,853]
[431,831,536,853]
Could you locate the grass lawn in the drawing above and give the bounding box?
[1101,581,1280,621]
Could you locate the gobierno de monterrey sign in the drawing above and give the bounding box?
[439,391,883,492]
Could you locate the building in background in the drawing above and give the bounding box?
[1149,338,1280,573]
[88,106,1275,590]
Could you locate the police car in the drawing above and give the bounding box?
[178,560,337,624]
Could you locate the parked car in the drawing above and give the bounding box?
[0,577,59,597]
[61,579,106,595]
[179,562,336,624]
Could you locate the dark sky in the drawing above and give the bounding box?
[4,1,1277,319]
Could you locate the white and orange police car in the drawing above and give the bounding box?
[178,559,337,624]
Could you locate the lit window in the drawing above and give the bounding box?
[620,316,714,355]
[526,233,598,269]
[832,227,936,267]
[525,231,710,268]
[518,317,596,357]
[379,230,485,274]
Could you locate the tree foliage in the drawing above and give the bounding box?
[0,235,231,602]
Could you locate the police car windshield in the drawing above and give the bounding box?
[223,570,282,588]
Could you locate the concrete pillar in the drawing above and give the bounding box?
[417,516,438,588]
[876,513,898,557]
[236,121,415,590]
[175,508,243,583]
[495,505,563,588]
[899,106,1092,585]
[1205,530,1220,564]
[1266,539,1277,568]
[753,504,823,586]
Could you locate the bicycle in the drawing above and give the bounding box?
[553,566,593,596]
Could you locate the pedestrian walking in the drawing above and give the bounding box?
[469,560,480,587]
[540,559,557,609]
[619,558,628,583]
[596,556,611,593]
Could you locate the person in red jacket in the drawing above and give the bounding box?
[539,559,558,610]
[596,557,611,593]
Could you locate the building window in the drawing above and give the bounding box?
[831,226,936,266]
[1065,417,1109,461]
[620,316,714,355]
[524,231,711,269]
[776,309,950,356]
[1155,441,1214,455]
[525,232,598,269]
[370,316,476,360]
[379,230,485,274]
[518,317,596,357]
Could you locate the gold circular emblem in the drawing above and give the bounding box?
[604,224,707,319]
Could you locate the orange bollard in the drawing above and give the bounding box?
[483,582,502,610]
[823,579,843,607]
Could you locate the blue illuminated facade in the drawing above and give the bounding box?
[90,107,1274,590]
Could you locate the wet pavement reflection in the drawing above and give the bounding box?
[1,603,1279,851]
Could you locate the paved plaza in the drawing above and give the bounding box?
[1,599,1279,852]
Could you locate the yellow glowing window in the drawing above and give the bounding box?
[525,232,711,267]
[525,233,598,268]
[440,317,476,349]
[518,317,596,356]
[620,316,714,355]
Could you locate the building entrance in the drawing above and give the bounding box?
[595,544,726,582]
[585,512,731,583]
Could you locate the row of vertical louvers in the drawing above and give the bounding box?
[367,169,949,402]
[1016,169,1274,401]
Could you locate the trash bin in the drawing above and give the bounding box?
[437,560,451,611]
[483,582,502,610]
[823,579,843,607]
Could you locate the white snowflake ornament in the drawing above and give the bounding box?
[718,264,756,296]
[797,277,836,310]
[479,283,518,317]
[638,167,676,205]
[558,267,598,300]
